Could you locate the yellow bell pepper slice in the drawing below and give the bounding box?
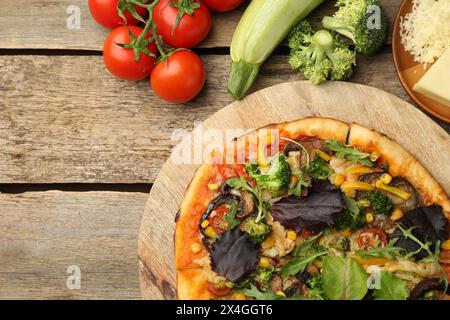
[375,180,411,201]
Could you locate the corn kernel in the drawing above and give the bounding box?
[343,190,356,198]
[259,257,271,268]
[201,220,210,228]
[390,208,405,221]
[275,290,286,297]
[342,228,351,237]
[315,149,331,161]
[261,236,275,249]
[380,173,392,185]
[366,213,374,224]
[207,183,219,191]
[370,151,380,162]
[191,242,202,254]
[233,293,246,300]
[287,230,297,241]
[441,240,450,250]
[205,226,218,239]
[358,199,371,208]
[333,174,345,187]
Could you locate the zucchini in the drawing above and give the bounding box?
[228,0,326,100]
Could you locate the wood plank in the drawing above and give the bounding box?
[0,191,147,299]
[1,53,448,184]
[0,0,400,50]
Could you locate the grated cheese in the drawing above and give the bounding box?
[399,0,450,64]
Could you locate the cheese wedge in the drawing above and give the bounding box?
[413,47,450,108]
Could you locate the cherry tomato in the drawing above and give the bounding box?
[357,227,388,250]
[210,207,229,235]
[153,0,211,48]
[103,26,157,81]
[88,0,146,29]
[206,283,232,296]
[203,0,244,12]
[151,50,206,103]
[300,229,313,238]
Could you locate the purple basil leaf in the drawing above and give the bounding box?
[211,229,259,283]
[390,205,449,259]
[271,180,345,232]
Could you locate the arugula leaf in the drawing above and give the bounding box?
[292,232,323,257]
[307,156,334,180]
[322,256,368,300]
[397,225,449,291]
[224,202,241,229]
[372,271,409,300]
[237,283,313,300]
[280,250,328,277]
[236,284,279,300]
[281,233,327,277]
[325,140,373,167]
[357,238,406,260]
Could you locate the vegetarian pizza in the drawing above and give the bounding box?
[175,117,450,300]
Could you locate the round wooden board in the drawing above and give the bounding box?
[138,81,450,300]
[392,0,450,123]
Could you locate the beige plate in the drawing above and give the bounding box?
[392,0,450,123]
[138,81,450,299]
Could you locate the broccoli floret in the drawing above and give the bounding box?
[364,190,393,215]
[288,20,356,85]
[333,236,350,252]
[336,197,365,230]
[307,156,334,180]
[306,274,326,300]
[257,267,274,289]
[248,154,291,195]
[322,0,387,55]
[243,218,272,244]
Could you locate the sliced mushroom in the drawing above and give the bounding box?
[284,277,302,297]
[409,278,450,300]
[390,177,421,211]
[283,142,303,157]
[238,190,255,219]
[357,173,421,212]
[269,275,283,293]
[220,178,256,218]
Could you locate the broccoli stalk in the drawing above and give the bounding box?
[243,217,272,244]
[322,0,387,55]
[289,20,356,85]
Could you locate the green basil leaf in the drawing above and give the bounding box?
[322,256,368,300]
[372,271,409,300]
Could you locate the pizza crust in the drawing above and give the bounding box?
[278,117,350,142]
[177,268,214,300]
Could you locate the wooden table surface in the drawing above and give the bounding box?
[0,0,449,299]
